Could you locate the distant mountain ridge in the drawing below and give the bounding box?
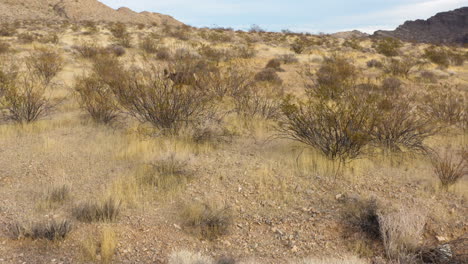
[0,0,183,26]
[374,7,468,44]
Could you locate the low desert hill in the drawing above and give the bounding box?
[0,0,183,26]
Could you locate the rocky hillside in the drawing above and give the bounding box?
[374,7,468,44]
[0,0,183,26]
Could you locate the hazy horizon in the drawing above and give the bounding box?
[101,0,468,33]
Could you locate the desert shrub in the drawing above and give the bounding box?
[9,219,72,241]
[265,58,283,72]
[276,54,299,64]
[139,36,159,54]
[195,65,255,99]
[72,198,121,223]
[45,185,70,204]
[91,54,126,85]
[74,74,120,124]
[0,41,10,53]
[17,33,35,44]
[231,45,256,59]
[155,46,172,60]
[234,83,283,120]
[424,46,450,68]
[137,154,190,189]
[419,88,466,129]
[448,51,465,66]
[167,25,191,41]
[25,49,64,84]
[343,39,363,51]
[110,22,131,48]
[110,64,213,134]
[280,96,374,161]
[83,20,99,34]
[181,202,232,240]
[106,44,125,57]
[384,57,417,78]
[431,151,467,190]
[73,42,105,58]
[249,24,265,33]
[169,250,213,264]
[0,23,17,36]
[418,70,438,83]
[291,38,307,54]
[38,33,60,44]
[366,59,383,68]
[372,99,435,153]
[304,55,357,100]
[254,68,283,85]
[198,45,230,63]
[343,198,381,240]
[374,37,402,57]
[381,77,402,94]
[1,72,51,123]
[378,208,426,260]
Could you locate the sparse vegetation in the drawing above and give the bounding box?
[0,8,466,264]
[72,198,121,223]
[74,74,120,124]
[9,219,72,241]
[26,48,64,84]
[181,201,232,240]
[374,37,402,57]
[1,72,52,123]
[431,150,467,190]
[280,96,374,161]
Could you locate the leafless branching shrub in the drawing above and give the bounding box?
[366,59,383,68]
[378,208,426,260]
[1,72,52,123]
[195,65,255,99]
[139,36,159,54]
[431,150,467,190]
[419,88,466,130]
[372,99,435,153]
[9,219,72,241]
[74,74,120,124]
[280,96,375,161]
[304,55,357,100]
[424,46,450,68]
[17,33,35,44]
[276,54,299,64]
[265,58,284,72]
[181,202,232,240]
[109,22,131,48]
[384,57,418,78]
[234,83,283,120]
[73,42,105,58]
[26,48,64,84]
[254,68,283,85]
[374,37,402,57]
[110,63,213,134]
[72,198,121,223]
[381,77,402,94]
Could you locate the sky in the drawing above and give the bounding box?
[100,0,468,33]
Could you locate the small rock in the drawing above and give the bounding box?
[173,224,181,230]
[436,236,448,242]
